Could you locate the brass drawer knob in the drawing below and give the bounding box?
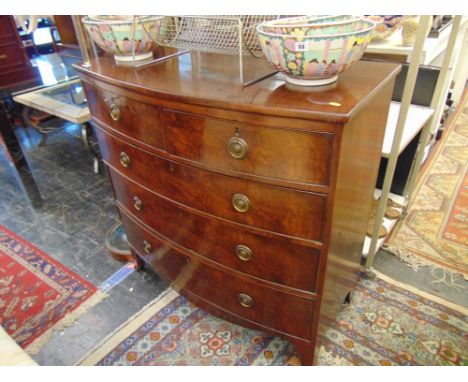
[133,196,142,211]
[119,151,130,168]
[235,244,252,262]
[142,240,152,254]
[232,193,250,213]
[238,293,254,308]
[227,136,248,159]
[109,103,121,121]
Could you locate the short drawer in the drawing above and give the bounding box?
[120,210,316,340]
[83,82,164,149]
[111,168,321,291]
[96,126,327,241]
[163,109,333,186]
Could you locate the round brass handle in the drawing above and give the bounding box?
[119,151,130,168]
[235,244,252,262]
[232,194,250,213]
[133,196,142,211]
[227,136,248,159]
[142,240,152,254]
[109,103,121,121]
[238,293,254,308]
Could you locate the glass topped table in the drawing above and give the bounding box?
[13,78,89,125]
[0,53,96,210]
[12,66,98,173]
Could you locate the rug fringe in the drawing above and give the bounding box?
[371,269,468,316]
[383,244,467,291]
[76,288,177,366]
[25,290,108,356]
[383,244,428,271]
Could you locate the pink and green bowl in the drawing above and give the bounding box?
[82,16,164,62]
[257,17,376,86]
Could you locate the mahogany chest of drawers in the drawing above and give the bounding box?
[76,54,399,365]
[0,16,36,89]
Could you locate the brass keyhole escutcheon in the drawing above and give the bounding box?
[143,240,152,254]
[235,244,252,262]
[238,293,254,308]
[133,196,142,211]
[227,136,248,159]
[119,151,130,168]
[232,194,250,213]
[109,103,121,121]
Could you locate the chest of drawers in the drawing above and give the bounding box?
[76,54,399,365]
[0,16,36,89]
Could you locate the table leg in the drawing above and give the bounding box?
[0,99,42,208]
[81,122,101,174]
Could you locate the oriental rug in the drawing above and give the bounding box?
[385,94,468,287]
[0,224,106,354]
[78,271,467,366]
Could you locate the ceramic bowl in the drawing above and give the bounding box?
[366,15,405,41]
[257,18,375,86]
[260,15,361,33]
[82,15,164,62]
[261,17,370,37]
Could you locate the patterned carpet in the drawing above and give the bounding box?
[0,224,106,354]
[79,272,467,366]
[386,94,468,285]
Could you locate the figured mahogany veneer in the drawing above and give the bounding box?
[83,82,164,149]
[95,125,327,241]
[76,53,400,365]
[109,167,321,291]
[120,209,316,339]
[162,109,333,186]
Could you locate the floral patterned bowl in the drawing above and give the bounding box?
[260,15,363,35]
[82,16,164,62]
[257,17,375,86]
[366,15,405,41]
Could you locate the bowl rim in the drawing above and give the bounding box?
[82,15,164,25]
[260,15,363,29]
[256,18,376,39]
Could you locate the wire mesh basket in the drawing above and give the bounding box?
[156,16,284,57]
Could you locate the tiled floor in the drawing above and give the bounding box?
[0,118,466,365]
[0,121,168,365]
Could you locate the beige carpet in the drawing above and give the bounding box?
[0,327,37,366]
[385,93,468,289]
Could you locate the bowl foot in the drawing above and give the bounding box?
[286,75,338,87]
[114,51,154,62]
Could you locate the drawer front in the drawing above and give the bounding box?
[120,210,316,339]
[163,109,333,186]
[96,126,326,241]
[110,168,320,291]
[83,82,164,149]
[0,17,16,38]
[0,44,27,69]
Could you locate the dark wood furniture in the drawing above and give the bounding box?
[0,16,36,89]
[53,15,82,59]
[0,97,42,208]
[76,53,400,365]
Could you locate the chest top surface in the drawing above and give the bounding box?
[76,50,400,124]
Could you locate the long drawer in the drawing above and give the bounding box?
[96,125,327,241]
[83,82,164,149]
[120,210,316,339]
[163,109,333,186]
[110,167,321,291]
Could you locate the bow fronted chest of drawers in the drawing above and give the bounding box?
[76,54,400,365]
